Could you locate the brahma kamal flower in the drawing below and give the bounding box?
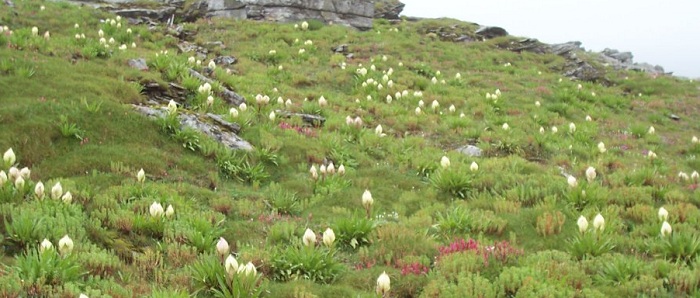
[268,111,276,121]
[376,271,391,296]
[431,100,440,111]
[569,122,576,133]
[0,171,7,185]
[585,115,593,122]
[242,262,257,276]
[188,56,196,64]
[577,216,588,233]
[301,21,309,30]
[395,92,402,99]
[40,238,53,252]
[298,48,306,55]
[455,72,461,80]
[51,182,63,200]
[648,126,655,135]
[319,164,327,176]
[414,91,423,97]
[167,100,177,115]
[597,142,607,153]
[20,167,30,179]
[678,171,689,181]
[375,125,384,137]
[304,40,313,46]
[567,176,578,188]
[593,213,605,232]
[119,44,127,51]
[440,156,450,169]
[225,254,238,277]
[502,123,510,131]
[285,99,293,107]
[362,189,374,210]
[692,136,699,144]
[61,191,72,204]
[43,31,50,40]
[658,207,669,222]
[418,100,425,108]
[585,167,596,183]
[302,228,316,247]
[35,181,45,200]
[551,126,558,134]
[338,164,346,176]
[80,294,88,298]
[126,28,132,34]
[207,96,214,106]
[414,107,422,115]
[386,95,392,104]
[535,101,541,107]
[317,230,333,249]
[647,150,657,159]
[216,237,230,257]
[470,161,479,172]
[165,204,174,218]
[310,165,318,180]
[495,89,501,96]
[108,37,115,44]
[448,104,456,113]
[345,116,354,126]
[431,77,438,84]
[539,127,545,134]
[661,221,672,237]
[577,84,583,91]
[276,96,284,105]
[58,235,74,255]
[691,171,699,181]
[208,60,216,69]
[8,167,19,180]
[318,96,328,107]
[98,29,104,37]
[137,168,145,183]
[14,176,25,189]
[239,103,247,111]
[353,116,363,127]
[150,202,164,218]
[31,26,38,36]
[327,162,336,175]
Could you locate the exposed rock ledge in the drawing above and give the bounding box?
[69,0,374,30]
[132,104,254,151]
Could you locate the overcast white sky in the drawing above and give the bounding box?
[401,0,700,78]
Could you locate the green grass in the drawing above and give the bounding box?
[1,1,700,297]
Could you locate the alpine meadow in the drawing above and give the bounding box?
[2,0,700,297]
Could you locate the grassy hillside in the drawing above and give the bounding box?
[1,1,700,297]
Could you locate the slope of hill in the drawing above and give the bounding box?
[1,1,700,297]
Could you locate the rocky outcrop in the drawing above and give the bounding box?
[599,48,665,74]
[132,104,253,151]
[374,0,404,20]
[71,0,374,30]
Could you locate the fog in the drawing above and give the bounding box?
[401,0,700,78]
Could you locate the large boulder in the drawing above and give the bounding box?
[475,26,508,39]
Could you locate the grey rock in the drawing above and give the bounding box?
[4,0,14,7]
[374,0,404,19]
[475,26,508,39]
[213,55,237,66]
[188,69,246,106]
[550,41,584,56]
[456,145,482,157]
[274,110,326,127]
[602,48,633,63]
[670,114,681,121]
[133,105,253,151]
[113,7,176,22]
[127,58,149,71]
[67,0,375,30]
[332,44,348,54]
